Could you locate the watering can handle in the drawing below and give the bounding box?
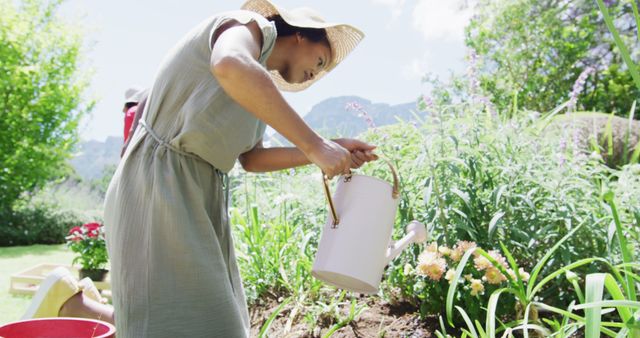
[322,158,400,227]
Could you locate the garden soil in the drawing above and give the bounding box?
[249,297,438,337]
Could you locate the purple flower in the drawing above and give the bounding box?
[558,136,567,166]
[467,49,480,95]
[346,101,377,129]
[568,66,594,111]
[466,48,498,117]
[419,94,434,110]
[603,0,616,7]
[345,102,363,112]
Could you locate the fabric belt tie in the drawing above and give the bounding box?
[138,120,230,206]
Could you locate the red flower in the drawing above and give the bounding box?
[83,222,101,231]
[83,222,101,238]
[68,226,83,241]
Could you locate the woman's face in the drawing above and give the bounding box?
[282,35,331,84]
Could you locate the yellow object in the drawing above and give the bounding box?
[79,277,108,304]
[21,267,80,319]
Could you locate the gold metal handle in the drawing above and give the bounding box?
[322,174,340,227]
[322,157,400,228]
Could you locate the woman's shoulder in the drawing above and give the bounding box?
[209,10,272,31]
[206,10,276,57]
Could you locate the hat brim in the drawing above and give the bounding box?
[241,0,364,92]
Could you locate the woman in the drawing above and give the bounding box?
[23,0,376,336]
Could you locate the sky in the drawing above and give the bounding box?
[58,0,475,142]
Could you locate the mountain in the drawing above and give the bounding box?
[69,136,122,181]
[270,96,419,146]
[69,96,420,180]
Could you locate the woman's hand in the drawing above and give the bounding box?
[304,138,352,179]
[332,138,379,169]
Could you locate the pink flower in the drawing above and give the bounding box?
[473,255,492,271]
[425,242,438,253]
[487,250,508,269]
[451,240,477,262]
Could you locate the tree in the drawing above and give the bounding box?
[466,0,640,117]
[0,0,92,213]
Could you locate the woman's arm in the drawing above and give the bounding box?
[239,141,308,172]
[210,21,351,178]
[239,138,378,173]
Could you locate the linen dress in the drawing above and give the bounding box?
[104,10,276,338]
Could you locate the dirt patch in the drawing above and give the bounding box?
[250,297,438,337]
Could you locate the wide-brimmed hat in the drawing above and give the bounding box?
[241,0,364,92]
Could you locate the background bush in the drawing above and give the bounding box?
[0,200,85,246]
[466,0,640,117]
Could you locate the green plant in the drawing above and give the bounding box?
[322,297,368,338]
[438,192,640,337]
[0,0,94,212]
[405,240,527,323]
[357,104,613,311]
[65,222,108,270]
[0,200,84,246]
[467,0,639,116]
[596,0,640,94]
[257,297,291,338]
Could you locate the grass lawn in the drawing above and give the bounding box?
[0,244,74,325]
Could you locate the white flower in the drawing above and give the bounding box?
[483,267,507,285]
[444,269,456,283]
[416,251,447,281]
[470,279,484,296]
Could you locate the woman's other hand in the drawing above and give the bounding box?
[332,138,378,169]
[305,138,352,179]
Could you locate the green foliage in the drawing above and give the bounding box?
[228,88,640,331]
[364,114,613,310]
[596,0,640,95]
[466,0,640,117]
[0,0,93,212]
[0,199,84,246]
[438,222,639,336]
[230,170,327,304]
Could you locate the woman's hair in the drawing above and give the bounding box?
[266,15,330,46]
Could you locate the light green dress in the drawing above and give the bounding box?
[104,10,275,338]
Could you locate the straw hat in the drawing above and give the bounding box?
[241,0,365,92]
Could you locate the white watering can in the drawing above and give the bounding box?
[312,161,428,294]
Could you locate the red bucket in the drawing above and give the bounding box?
[0,317,115,338]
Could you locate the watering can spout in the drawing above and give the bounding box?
[385,221,428,265]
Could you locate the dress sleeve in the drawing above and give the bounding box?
[208,10,277,63]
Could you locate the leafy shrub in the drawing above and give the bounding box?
[466,0,640,116]
[0,200,85,246]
